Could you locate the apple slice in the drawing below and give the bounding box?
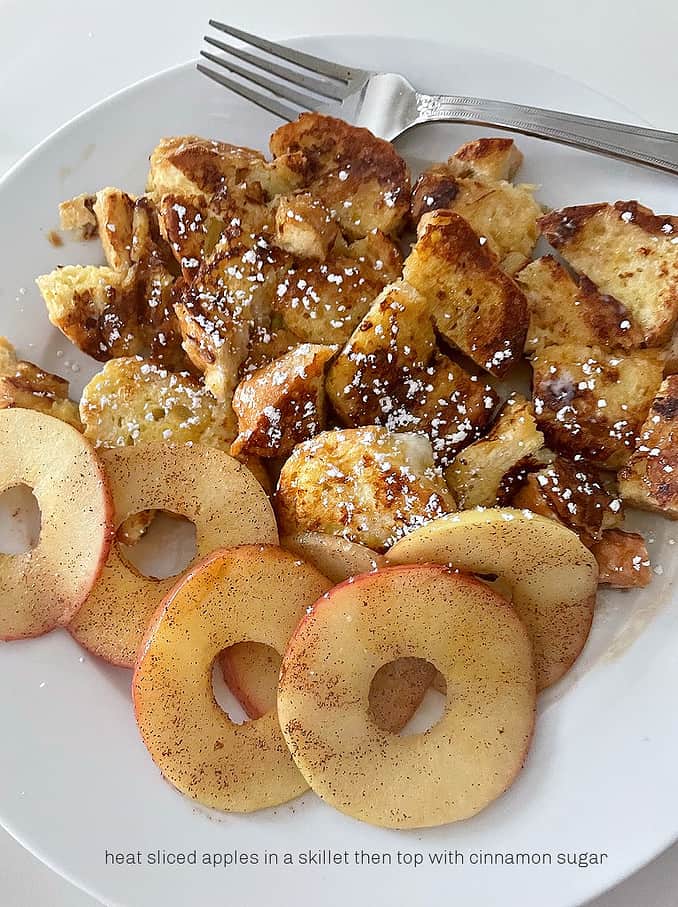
[386,508,598,690]
[0,409,113,639]
[278,565,536,828]
[222,532,435,733]
[281,532,384,584]
[69,443,278,666]
[133,545,331,812]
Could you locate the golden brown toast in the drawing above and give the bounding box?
[589,529,651,587]
[273,192,339,260]
[531,343,665,468]
[411,138,539,273]
[618,375,678,518]
[326,280,437,425]
[445,395,544,507]
[275,427,455,552]
[451,137,524,182]
[59,193,97,239]
[403,210,528,376]
[0,337,81,429]
[269,114,410,239]
[231,343,337,458]
[540,201,678,346]
[36,265,143,360]
[92,188,136,271]
[511,456,623,546]
[147,136,304,203]
[518,256,644,353]
[174,239,286,401]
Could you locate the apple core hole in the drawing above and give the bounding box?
[0,484,41,554]
[117,510,197,580]
[369,658,446,737]
[212,644,281,726]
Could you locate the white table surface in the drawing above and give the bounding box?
[1,1,677,904]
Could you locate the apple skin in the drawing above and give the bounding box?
[0,409,114,641]
[278,563,536,829]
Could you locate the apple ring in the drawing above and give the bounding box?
[133,545,332,812]
[0,409,113,640]
[386,508,598,690]
[69,443,278,666]
[278,564,536,828]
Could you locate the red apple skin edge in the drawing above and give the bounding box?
[279,562,538,798]
[1,459,115,643]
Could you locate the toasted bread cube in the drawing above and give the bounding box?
[244,323,301,372]
[518,256,644,353]
[344,229,404,285]
[589,529,651,587]
[411,173,540,270]
[270,114,410,239]
[92,188,136,271]
[147,136,304,203]
[540,201,678,345]
[275,427,455,552]
[403,211,528,376]
[618,376,678,517]
[36,264,142,360]
[326,280,436,425]
[274,192,339,260]
[452,138,524,182]
[275,255,388,345]
[174,240,285,401]
[532,343,664,469]
[157,194,211,280]
[446,396,544,507]
[80,356,236,449]
[59,193,98,239]
[399,355,499,466]
[0,337,81,429]
[231,343,336,458]
[512,456,623,545]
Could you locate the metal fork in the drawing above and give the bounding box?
[198,22,678,176]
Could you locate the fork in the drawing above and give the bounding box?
[198,22,678,176]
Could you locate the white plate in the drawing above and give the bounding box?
[0,34,676,907]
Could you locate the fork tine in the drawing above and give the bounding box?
[203,35,348,101]
[200,51,316,112]
[208,21,358,83]
[196,64,300,123]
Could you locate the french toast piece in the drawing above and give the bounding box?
[0,337,81,429]
[589,529,651,588]
[445,396,544,507]
[397,354,499,466]
[231,343,337,458]
[59,193,98,239]
[540,201,678,345]
[403,210,528,376]
[274,255,389,345]
[451,137,524,182]
[411,138,540,273]
[36,264,143,360]
[269,113,411,239]
[244,324,301,372]
[275,427,455,552]
[79,356,236,449]
[512,456,623,546]
[92,188,136,271]
[618,375,678,518]
[532,343,665,469]
[343,229,403,284]
[518,256,644,353]
[326,280,437,426]
[147,135,304,203]
[174,239,285,401]
[273,192,339,260]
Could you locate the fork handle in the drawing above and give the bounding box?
[415,93,678,175]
